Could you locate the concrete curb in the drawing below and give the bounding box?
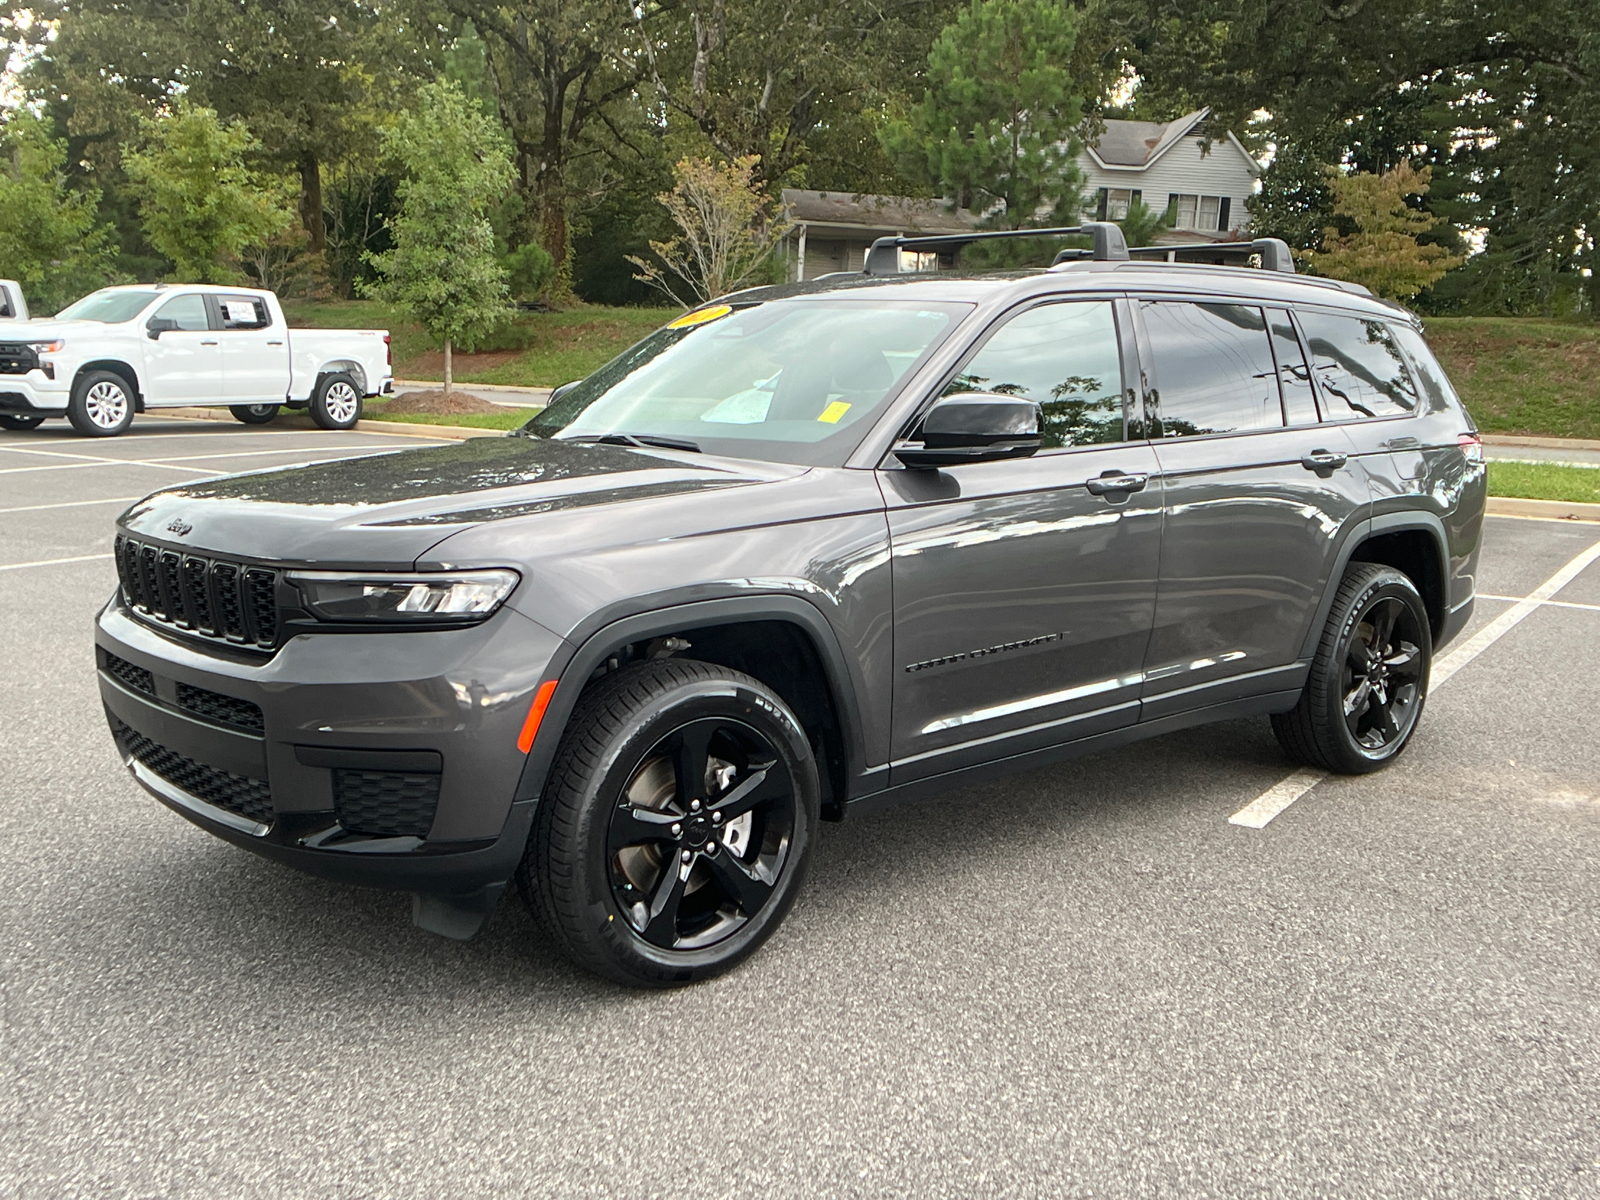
[146,408,505,441]
[393,379,552,405]
[1484,434,1600,452]
[1486,496,1600,523]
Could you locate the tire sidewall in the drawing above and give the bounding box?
[311,373,362,430]
[69,371,134,437]
[552,674,819,985]
[1324,571,1432,768]
[230,403,280,424]
[0,415,45,430]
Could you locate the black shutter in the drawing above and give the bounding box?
[1131,189,1142,210]
[1095,188,1108,221]
[1217,197,1231,231]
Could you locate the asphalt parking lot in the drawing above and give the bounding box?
[4,416,1600,1198]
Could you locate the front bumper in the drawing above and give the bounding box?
[0,373,69,414]
[95,593,569,933]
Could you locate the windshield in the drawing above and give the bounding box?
[524,299,969,466]
[57,289,162,324]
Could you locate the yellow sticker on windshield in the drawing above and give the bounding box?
[666,304,732,330]
[818,401,852,424]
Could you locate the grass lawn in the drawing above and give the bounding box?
[282,298,678,388]
[1486,460,1600,504]
[360,397,530,431]
[1424,318,1600,441]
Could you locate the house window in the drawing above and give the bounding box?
[1094,188,1143,221]
[1168,194,1233,232]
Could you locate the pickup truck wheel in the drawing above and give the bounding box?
[1272,563,1432,774]
[310,373,362,430]
[520,659,820,987]
[67,371,135,437]
[229,403,280,425]
[0,415,45,430]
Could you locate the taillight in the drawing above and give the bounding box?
[383,332,392,367]
[1458,433,1483,464]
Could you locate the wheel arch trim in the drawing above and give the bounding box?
[512,594,877,811]
[1300,511,1451,659]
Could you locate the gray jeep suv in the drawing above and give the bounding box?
[94,228,1486,986]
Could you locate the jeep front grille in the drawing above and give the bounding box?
[115,535,279,649]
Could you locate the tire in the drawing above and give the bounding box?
[309,372,362,430]
[1272,562,1432,774]
[67,370,135,437]
[520,659,820,987]
[229,403,280,425]
[0,415,45,431]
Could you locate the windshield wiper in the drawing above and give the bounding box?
[566,432,702,453]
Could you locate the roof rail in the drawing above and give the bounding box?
[862,222,1129,275]
[1115,237,1298,274]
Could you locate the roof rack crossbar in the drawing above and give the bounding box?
[862,222,1129,275]
[1121,237,1297,274]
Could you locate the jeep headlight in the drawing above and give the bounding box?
[287,569,519,624]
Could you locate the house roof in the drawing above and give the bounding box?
[781,189,977,235]
[1083,108,1258,176]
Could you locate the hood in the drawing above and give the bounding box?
[0,318,100,339]
[118,435,803,567]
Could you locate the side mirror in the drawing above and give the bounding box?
[546,379,582,406]
[146,317,179,340]
[894,392,1043,469]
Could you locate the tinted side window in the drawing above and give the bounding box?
[1268,309,1319,425]
[1390,324,1458,413]
[153,294,209,332]
[218,295,271,330]
[1142,301,1282,437]
[943,301,1125,448]
[1297,311,1419,420]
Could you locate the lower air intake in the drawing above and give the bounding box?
[115,718,273,825]
[333,770,441,838]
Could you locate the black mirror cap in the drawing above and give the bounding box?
[894,392,1043,468]
[146,317,178,339]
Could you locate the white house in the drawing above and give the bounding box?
[781,189,976,281]
[1076,108,1260,241]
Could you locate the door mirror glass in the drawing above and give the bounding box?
[895,392,1042,469]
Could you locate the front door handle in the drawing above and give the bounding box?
[1085,470,1150,496]
[1301,449,1348,473]
[200,339,219,345]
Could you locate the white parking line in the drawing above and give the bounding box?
[1230,536,1600,829]
[0,442,421,466]
[0,552,115,572]
[0,496,141,515]
[0,444,430,477]
[1476,593,1600,614]
[0,459,220,477]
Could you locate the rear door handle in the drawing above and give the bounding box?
[1085,470,1150,495]
[266,340,284,346]
[200,339,219,346]
[1301,450,1348,472]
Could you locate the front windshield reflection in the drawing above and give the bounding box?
[526,299,969,467]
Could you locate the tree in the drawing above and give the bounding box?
[365,80,513,395]
[881,0,1087,229]
[0,110,121,312]
[1310,163,1463,300]
[123,102,293,282]
[627,155,793,306]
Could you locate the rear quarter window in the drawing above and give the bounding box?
[1390,324,1460,413]
[1297,310,1419,420]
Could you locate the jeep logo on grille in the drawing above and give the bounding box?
[166,518,193,536]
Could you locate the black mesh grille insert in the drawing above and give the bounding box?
[112,536,280,650]
[333,770,440,838]
[115,718,273,825]
[103,653,155,695]
[175,683,265,733]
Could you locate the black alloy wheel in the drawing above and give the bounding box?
[229,403,280,425]
[522,659,819,986]
[0,414,45,431]
[607,717,796,952]
[1273,562,1432,773]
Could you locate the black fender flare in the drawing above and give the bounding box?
[75,360,145,409]
[1298,510,1451,660]
[512,594,878,808]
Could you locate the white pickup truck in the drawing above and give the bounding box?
[0,283,392,436]
[0,280,29,322]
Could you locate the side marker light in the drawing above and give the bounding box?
[516,680,558,754]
